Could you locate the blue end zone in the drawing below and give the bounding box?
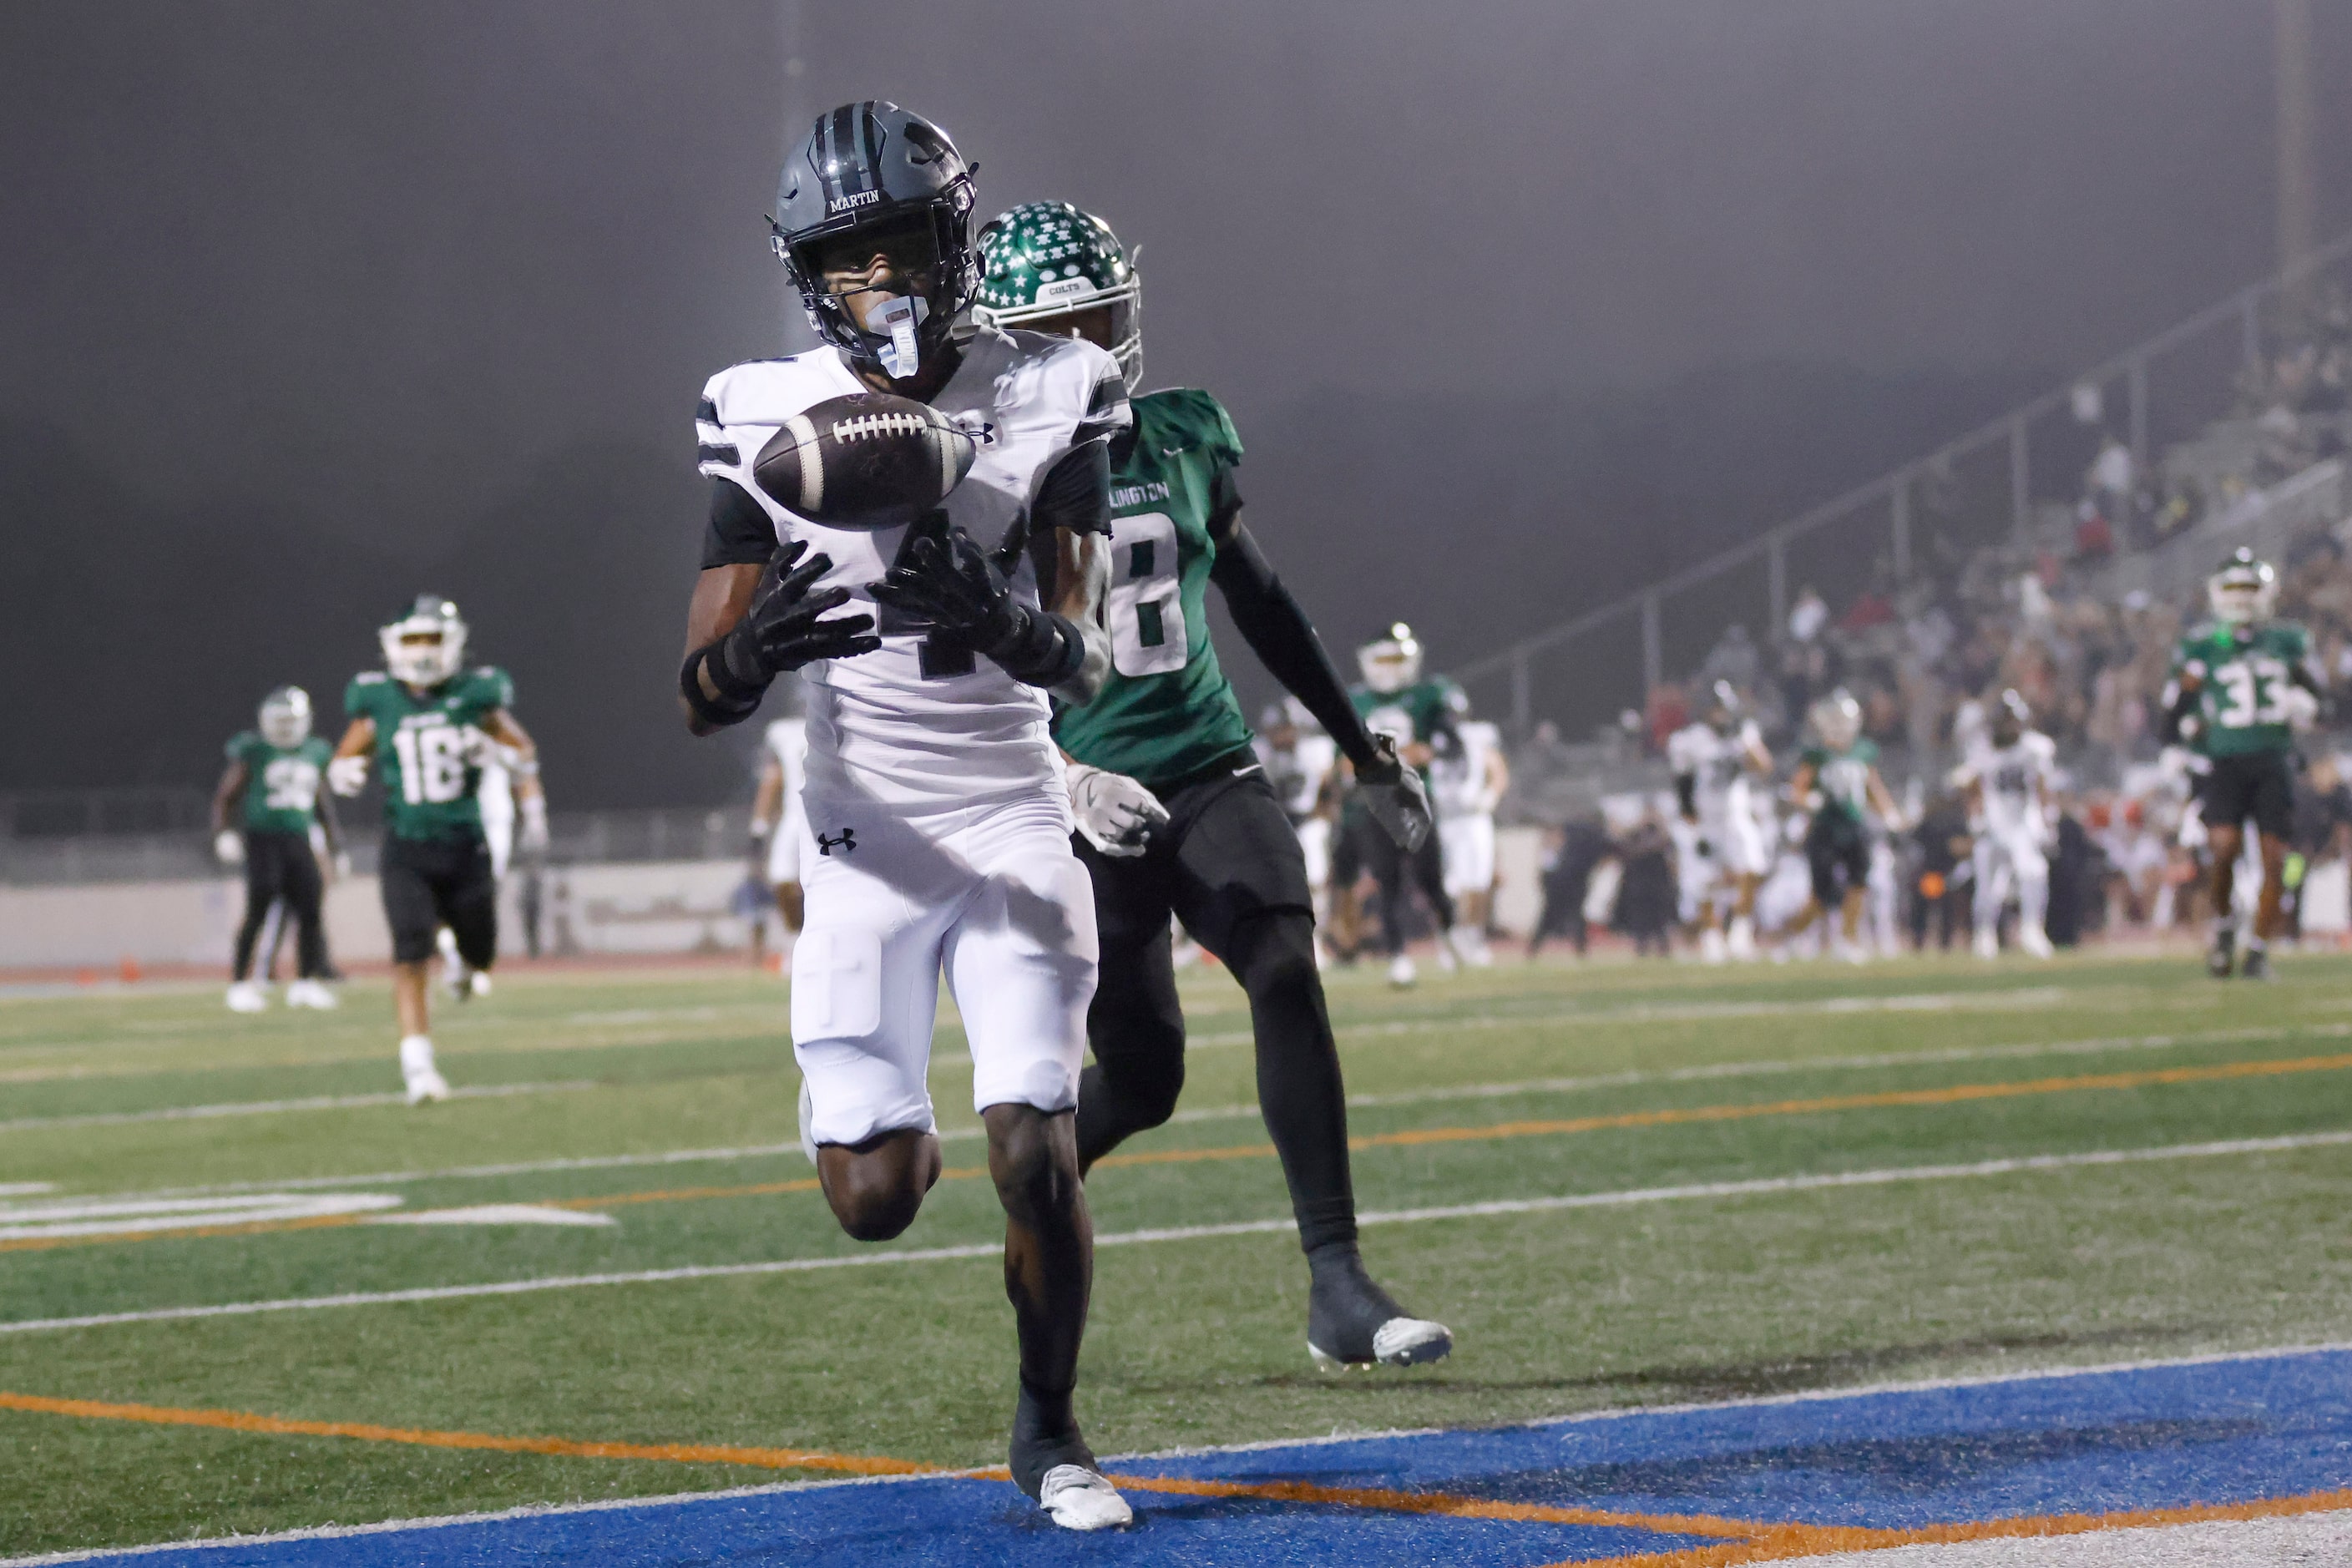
[58,1348,2352,1567]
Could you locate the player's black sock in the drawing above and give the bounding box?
[1228,913,1358,1253]
[1009,1377,1095,1499]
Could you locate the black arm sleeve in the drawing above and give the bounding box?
[1209,518,1380,768]
[1032,439,1112,538]
[701,478,776,570]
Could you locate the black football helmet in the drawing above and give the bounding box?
[771,102,979,381]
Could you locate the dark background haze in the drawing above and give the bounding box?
[4,1,2348,807]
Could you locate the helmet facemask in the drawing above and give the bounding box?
[259,686,312,746]
[381,597,468,687]
[2208,553,2277,626]
[1358,624,1423,695]
[783,205,975,381]
[1812,690,1862,751]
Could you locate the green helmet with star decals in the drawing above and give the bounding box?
[974,201,1143,389]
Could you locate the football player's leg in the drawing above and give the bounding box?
[443,837,500,975]
[230,843,276,986]
[1411,830,1458,933]
[282,837,333,987]
[2012,840,2051,954]
[1972,837,2006,956]
[1072,843,1183,1171]
[380,839,448,1100]
[793,812,957,1241]
[2249,758,2294,953]
[943,798,1105,1508]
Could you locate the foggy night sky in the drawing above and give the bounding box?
[3,1,2347,807]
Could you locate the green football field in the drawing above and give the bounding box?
[4,949,2352,1558]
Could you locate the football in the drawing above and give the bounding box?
[751,392,978,531]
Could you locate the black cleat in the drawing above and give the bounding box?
[2207,928,2236,979]
[1306,1244,1453,1370]
[2240,945,2274,982]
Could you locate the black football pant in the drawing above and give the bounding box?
[1072,765,1358,1253]
[233,829,329,982]
[1349,809,1455,956]
[379,831,498,968]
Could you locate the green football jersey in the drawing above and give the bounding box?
[1801,739,1879,823]
[1050,388,1256,790]
[345,666,513,840]
[1351,677,1466,777]
[2174,620,2310,758]
[225,732,331,835]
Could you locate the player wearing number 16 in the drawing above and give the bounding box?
[2164,548,2323,981]
[329,595,548,1103]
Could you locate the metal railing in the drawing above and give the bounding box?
[1458,229,2352,739]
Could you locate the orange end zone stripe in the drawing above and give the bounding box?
[0,1389,934,1477]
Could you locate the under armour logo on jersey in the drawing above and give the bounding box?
[817,829,857,857]
[948,413,997,446]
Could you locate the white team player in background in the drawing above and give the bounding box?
[1254,698,1337,923]
[1430,705,1508,965]
[1960,689,2057,959]
[1667,681,1774,962]
[748,678,812,964]
[676,102,1133,1530]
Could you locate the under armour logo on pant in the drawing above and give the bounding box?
[817,829,857,857]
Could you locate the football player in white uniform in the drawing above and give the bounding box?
[748,680,812,953]
[676,104,1131,1532]
[1666,682,1774,962]
[1959,690,2058,959]
[1255,699,1338,921]
[1431,706,1508,965]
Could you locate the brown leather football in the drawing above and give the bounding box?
[751,392,977,530]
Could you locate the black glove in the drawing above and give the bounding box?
[1355,731,1433,852]
[869,518,1083,686]
[685,541,878,727]
[721,540,880,683]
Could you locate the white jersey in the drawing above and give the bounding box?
[1431,719,1504,821]
[1667,720,1763,827]
[696,330,1129,811]
[1254,731,1337,824]
[1962,731,2056,844]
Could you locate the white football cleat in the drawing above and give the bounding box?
[1309,1316,1455,1371]
[2020,925,2054,959]
[466,970,493,999]
[1036,1464,1133,1531]
[1974,928,2000,961]
[1726,916,1758,961]
[1387,953,1418,989]
[225,981,268,1014]
[399,1035,450,1104]
[1699,927,1728,965]
[284,979,338,1009]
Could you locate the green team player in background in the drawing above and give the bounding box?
[212,685,342,1014]
[1783,687,1900,963]
[327,594,548,1103]
[1336,623,1468,987]
[975,201,1450,1369]
[2165,548,2322,980]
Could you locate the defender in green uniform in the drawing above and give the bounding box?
[328,595,548,1102]
[2165,549,2322,979]
[979,202,1449,1369]
[1783,688,1900,962]
[1333,624,1466,986]
[211,686,341,1013]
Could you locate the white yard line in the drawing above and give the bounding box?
[6,1129,2344,1337]
[0,1080,599,1134]
[90,1019,2349,1201]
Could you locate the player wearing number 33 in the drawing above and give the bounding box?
[329,595,548,1104]
[2163,548,2324,981]
[678,107,1136,1530]
[975,202,1451,1373]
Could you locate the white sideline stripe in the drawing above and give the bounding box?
[6,1130,2345,1337]
[124,1019,2347,1199]
[0,1194,401,1240]
[9,1342,2352,1568]
[371,1205,616,1229]
[0,1182,56,1197]
[0,1080,599,1133]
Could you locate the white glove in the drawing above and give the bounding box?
[1066,763,1168,858]
[2285,685,2321,731]
[214,830,244,867]
[518,795,549,852]
[326,754,369,797]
